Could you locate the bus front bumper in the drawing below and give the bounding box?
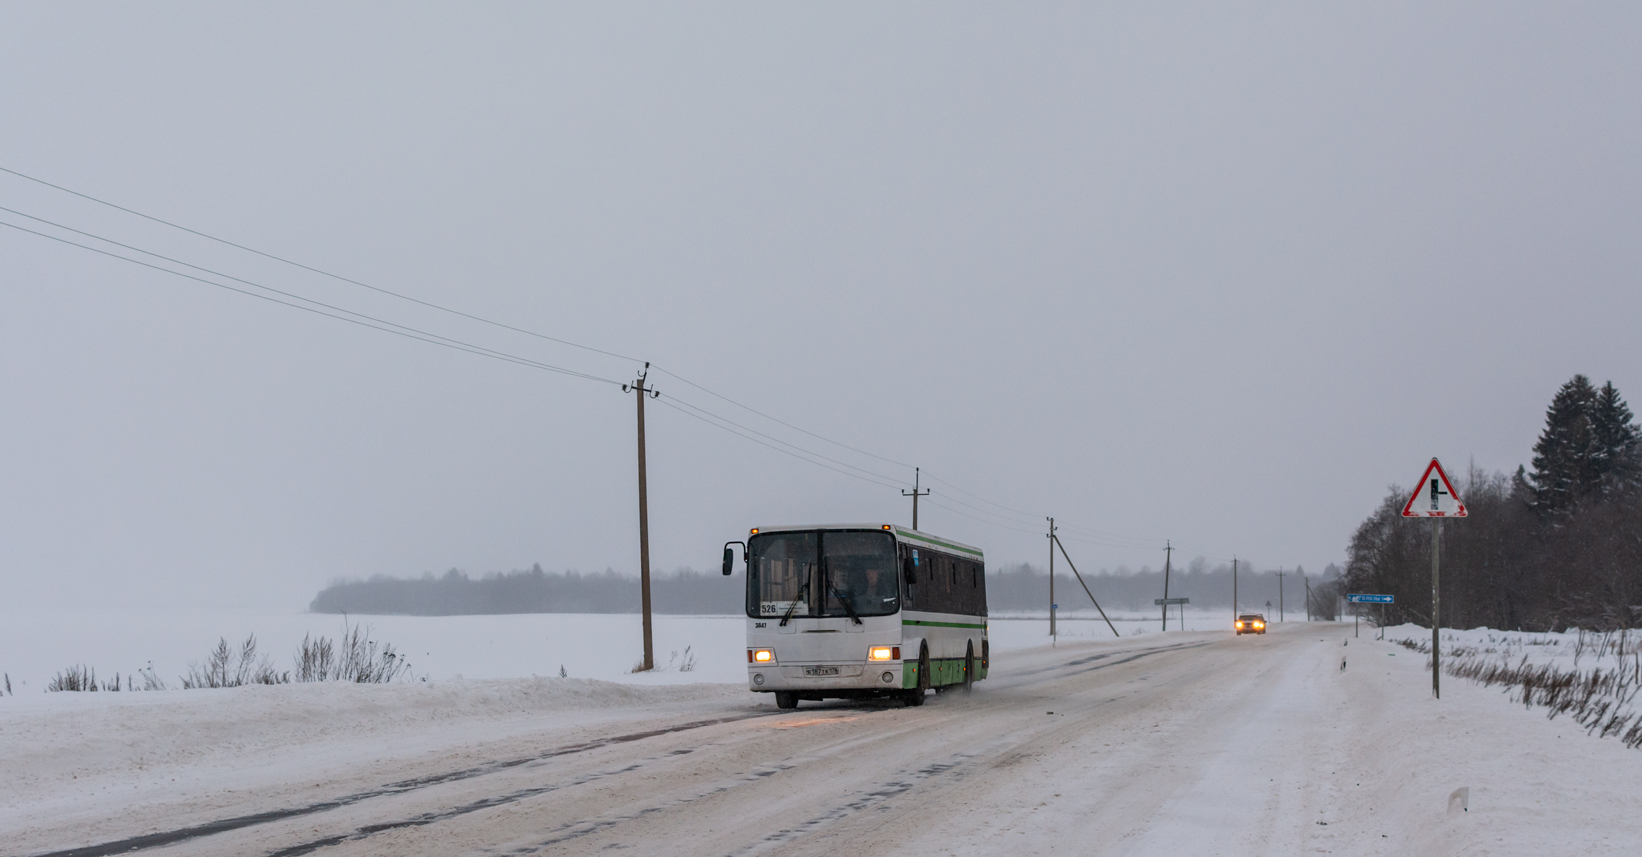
[748,663,905,693]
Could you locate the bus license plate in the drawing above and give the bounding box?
[804,666,840,676]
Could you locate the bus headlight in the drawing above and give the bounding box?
[751,649,775,663]
[867,646,898,661]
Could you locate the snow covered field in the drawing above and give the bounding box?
[6,619,1642,856]
[0,607,1239,692]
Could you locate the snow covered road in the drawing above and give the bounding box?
[8,622,1642,856]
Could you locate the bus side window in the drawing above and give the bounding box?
[939,554,952,614]
[900,544,916,607]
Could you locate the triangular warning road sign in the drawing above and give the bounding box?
[1401,458,1467,518]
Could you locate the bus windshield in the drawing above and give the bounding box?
[747,530,899,619]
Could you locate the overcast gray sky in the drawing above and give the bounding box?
[3,3,1639,611]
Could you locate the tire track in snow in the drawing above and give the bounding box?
[998,640,1209,682]
[727,754,975,857]
[23,714,773,857]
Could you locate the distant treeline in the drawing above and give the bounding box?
[311,566,742,615]
[989,562,1340,618]
[1343,375,1642,631]
[310,561,1341,617]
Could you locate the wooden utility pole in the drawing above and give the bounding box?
[1232,556,1238,621]
[902,468,929,530]
[1304,573,1312,622]
[1160,541,1173,632]
[1047,517,1057,642]
[1277,569,1286,623]
[624,364,659,672]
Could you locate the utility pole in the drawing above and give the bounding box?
[1160,541,1173,632]
[623,363,660,672]
[902,467,929,530]
[1304,573,1312,622]
[1277,569,1286,624]
[1232,556,1238,622]
[1047,517,1056,642]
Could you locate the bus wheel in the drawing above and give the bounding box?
[775,691,799,710]
[963,643,975,693]
[905,646,930,707]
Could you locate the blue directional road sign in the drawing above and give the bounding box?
[1347,593,1394,604]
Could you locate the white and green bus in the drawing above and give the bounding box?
[722,523,988,709]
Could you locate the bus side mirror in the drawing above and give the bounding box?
[722,541,745,576]
[902,555,917,585]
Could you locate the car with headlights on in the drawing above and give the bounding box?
[1235,614,1266,635]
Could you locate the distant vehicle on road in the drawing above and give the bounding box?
[723,524,988,709]
[1235,614,1267,635]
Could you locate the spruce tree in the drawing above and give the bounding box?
[1529,374,1599,513]
[1591,381,1641,496]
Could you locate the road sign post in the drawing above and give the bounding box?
[1347,594,1394,638]
[1155,597,1189,631]
[1400,458,1466,699]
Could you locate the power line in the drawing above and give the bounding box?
[2,165,931,482]
[913,487,1048,529]
[2,167,1243,564]
[918,470,1044,521]
[920,497,1047,537]
[0,164,645,367]
[662,394,906,486]
[650,365,916,471]
[1,203,913,492]
[0,167,1006,512]
[652,398,903,490]
[0,217,621,387]
[1,206,626,383]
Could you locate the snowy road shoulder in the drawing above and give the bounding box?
[0,677,751,855]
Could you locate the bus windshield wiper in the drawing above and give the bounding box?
[779,579,811,627]
[819,554,863,625]
[828,582,864,625]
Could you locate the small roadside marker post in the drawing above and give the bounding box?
[1400,458,1467,699]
